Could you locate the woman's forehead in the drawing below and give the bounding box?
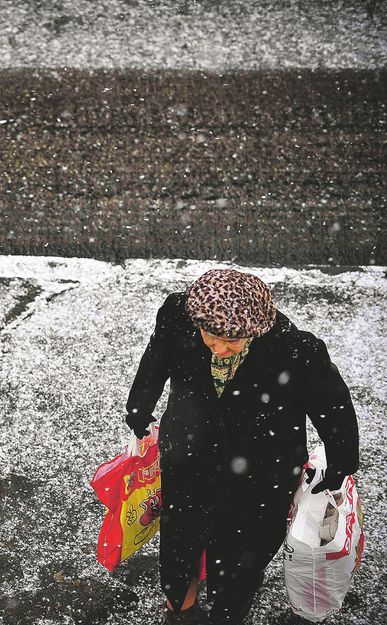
[201,328,245,342]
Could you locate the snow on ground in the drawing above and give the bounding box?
[0,256,386,625]
[0,0,386,70]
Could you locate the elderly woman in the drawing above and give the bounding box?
[125,269,359,625]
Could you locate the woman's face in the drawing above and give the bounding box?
[199,328,250,358]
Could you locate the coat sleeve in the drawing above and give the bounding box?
[299,332,359,478]
[125,294,175,431]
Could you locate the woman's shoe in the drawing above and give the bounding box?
[163,600,209,625]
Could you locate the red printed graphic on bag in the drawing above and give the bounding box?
[139,488,162,526]
[138,457,160,483]
[326,477,357,561]
[351,498,364,575]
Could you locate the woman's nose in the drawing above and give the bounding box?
[213,343,228,354]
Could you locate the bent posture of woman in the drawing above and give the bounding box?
[125,269,359,625]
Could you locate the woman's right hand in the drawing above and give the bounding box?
[125,411,157,439]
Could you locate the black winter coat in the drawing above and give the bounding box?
[126,292,359,611]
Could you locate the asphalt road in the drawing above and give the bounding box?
[1,0,387,266]
[1,67,386,265]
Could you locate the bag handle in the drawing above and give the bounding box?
[126,430,139,458]
[303,466,341,509]
[126,422,159,458]
[322,488,340,509]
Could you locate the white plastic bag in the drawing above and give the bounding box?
[283,446,364,622]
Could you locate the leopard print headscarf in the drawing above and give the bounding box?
[186,269,276,338]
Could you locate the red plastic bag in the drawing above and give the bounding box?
[90,424,161,572]
[91,424,207,579]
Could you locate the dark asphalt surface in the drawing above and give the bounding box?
[1,68,386,266]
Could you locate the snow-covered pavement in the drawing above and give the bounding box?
[1,0,386,70]
[0,256,386,625]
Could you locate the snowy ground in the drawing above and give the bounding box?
[1,0,386,70]
[0,256,386,625]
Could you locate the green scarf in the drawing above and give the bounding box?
[211,339,253,398]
